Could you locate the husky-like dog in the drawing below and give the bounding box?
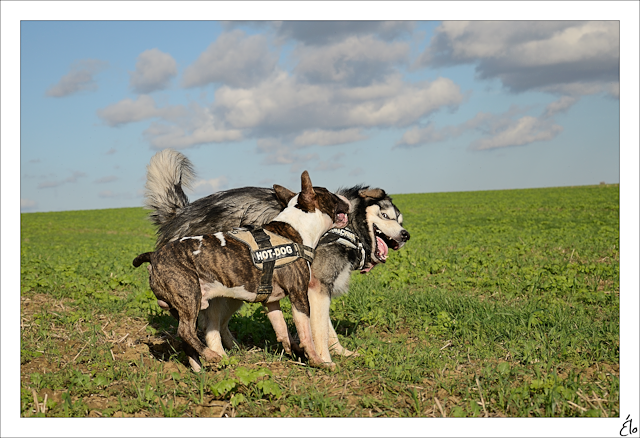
[134,171,350,370]
[144,149,410,367]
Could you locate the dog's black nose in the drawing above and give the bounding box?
[401,229,410,241]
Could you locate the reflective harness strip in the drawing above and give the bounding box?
[319,227,366,271]
[226,226,314,303]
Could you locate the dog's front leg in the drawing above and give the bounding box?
[264,301,301,355]
[289,293,335,370]
[308,275,333,364]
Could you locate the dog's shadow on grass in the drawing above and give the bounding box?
[144,307,288,364]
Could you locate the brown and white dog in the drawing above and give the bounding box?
[133,171,350,371]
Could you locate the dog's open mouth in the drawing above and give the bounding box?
[359,224,400,273]
[334,212,348,229]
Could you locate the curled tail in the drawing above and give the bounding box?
[133,252,153,268]
[144,149,195,229]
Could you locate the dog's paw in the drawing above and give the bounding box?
[342,348,359,358]
[202,348,222,363]
[188,356,202,373]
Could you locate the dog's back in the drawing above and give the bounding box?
[143,149,282,247]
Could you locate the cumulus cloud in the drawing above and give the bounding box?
[542,96,579,119]
[470,116,563,151]
[274,21,414,45]
[143,122,243,150]
[130,48,177,94]
[97,95,184,127]
[182,30,278,88]
[417,21,619,96]
[191,176,229,194]
[38,171,87,189]
[214,71,464,133]
[396,105,563,151]
[46,59,108,98]
[293,35,410,86]
[142,102,243,149]
[293,128,366,147]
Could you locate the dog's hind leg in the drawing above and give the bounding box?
[219,298,243,350]
[327,316,357,357]
[201,298,238,357]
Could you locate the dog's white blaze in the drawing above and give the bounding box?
[272,194,333,248]
[182,235,204,254]
[180,235,203,242]
[214,232,226,247]
[398,213,403,224]
[200,280,255,305]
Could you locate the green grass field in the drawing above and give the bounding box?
[20,184,619,417]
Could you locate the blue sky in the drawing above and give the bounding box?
[9,14,632,214]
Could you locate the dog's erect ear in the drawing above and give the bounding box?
[273,184,296,208]
[359,188,386,200]
[298,170,317,211]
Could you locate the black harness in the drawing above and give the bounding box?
[226,226,315,303]
[318,227,366,271]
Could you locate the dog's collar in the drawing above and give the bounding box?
[320,227,366,271]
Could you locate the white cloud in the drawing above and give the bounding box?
[21,199,37,211]
[542,96,579,119]
[143,122,243,150]
[293,128,366,147]
[215,72,464,132]
[397,105,563,151]
[38,171,86,189]
[182,30,278,88]
[97,95,184,127]
[46,59,108,98]
[417,21,619,96]
[191,176,229,194]
[471,116,563,151]
[130,48,177,94]
[274,21,414,45]
[293,35,410,85]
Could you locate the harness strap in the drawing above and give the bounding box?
[250,228,276,302]
[320,227,366,271]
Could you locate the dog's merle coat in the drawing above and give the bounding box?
[143,149,409,366]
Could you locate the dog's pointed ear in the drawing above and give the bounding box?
[359,188,386,200]
[273,184,296,208]
[298,170,317,210]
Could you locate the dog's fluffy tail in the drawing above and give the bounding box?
[144,149,195,228]
[133,252,153,268]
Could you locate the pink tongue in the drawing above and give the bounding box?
[336,213,347,226]
[376,236,389,260]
